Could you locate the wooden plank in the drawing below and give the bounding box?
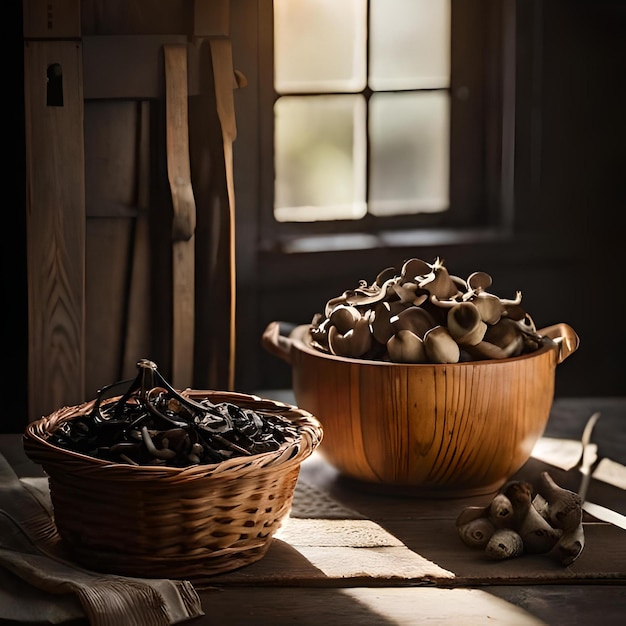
[83,100,148,393]
[188,38,236,391]
[165,44,196,389]
[192,587,548,625]
[22,0,81,39]
[121,101,153,379]
[209,38,237,391]
[85,218,132,395]
[24,40,85,421]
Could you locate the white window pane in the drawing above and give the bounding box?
[274,95,367,222]
[274,0,367,93]
[369,92,449,216]
[369,0,450,90]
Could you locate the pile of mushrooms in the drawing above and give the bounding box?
[456,472,585,565]
[310,257,546,364]
[49,360,301,467]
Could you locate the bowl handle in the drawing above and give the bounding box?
[537,323,580,364]
[262,321,295,365]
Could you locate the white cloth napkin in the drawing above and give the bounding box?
[0,453,204,625]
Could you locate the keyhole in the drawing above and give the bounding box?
[47,63,63,107]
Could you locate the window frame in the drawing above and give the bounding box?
[256,0,514,251]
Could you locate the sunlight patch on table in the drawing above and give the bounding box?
[276,518,454,580]
[341,587,548,625]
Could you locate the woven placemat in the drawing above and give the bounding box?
[290,479,366,520]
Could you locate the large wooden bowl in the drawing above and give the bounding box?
[263,321,579,496]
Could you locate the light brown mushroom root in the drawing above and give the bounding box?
[535,471,585,565]
[484,481,560,555]
[458,517,496,549]
[485,529,524,560]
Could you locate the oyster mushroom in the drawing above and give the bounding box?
[466,270,493,293]
[392,281,429,306]
[387,330,426,363]
[423,326,460,364]
[323,271,395,316]
[471,293,506,325]
[370,302,395,344]
[328,305,362,334]
[328,316,373,358]
[310,256,546,365]
[399,257,433,283]
[416,257,464,300]
[392,306,437,339]
[309,315,331,351]
[447,302,487,347]
[464,270,522,324]
[482,318,525,358]
[466,342,511,361]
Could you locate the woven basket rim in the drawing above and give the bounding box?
[23,389,323,480]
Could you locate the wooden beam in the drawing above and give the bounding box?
[165,44,196,389]
[209,38,237,391]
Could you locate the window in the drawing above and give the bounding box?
[259,0,510,246]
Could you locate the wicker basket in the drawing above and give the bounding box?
[23,390,323,580]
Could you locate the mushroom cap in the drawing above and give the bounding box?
[328,318,373,358]
[447,302,487,346]
[423,326,460,363]
[483,318,525,357]
[387,330,426,363]
[467,270,493,292]
[328,304,362,334]
[393,306,437,339]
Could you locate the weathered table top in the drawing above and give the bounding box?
[1,396,625,625]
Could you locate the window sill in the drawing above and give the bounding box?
[265,227,511,255]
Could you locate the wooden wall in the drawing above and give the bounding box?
[10,0,237,433]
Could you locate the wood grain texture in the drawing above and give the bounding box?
[209,37,237,391]
[188,38,237,392]
[285,324,563,495]
[24,40,85,422]
[165,44,196,389]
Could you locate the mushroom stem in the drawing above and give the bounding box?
[535,471,585,565]
[537,471,583,532]
[141,426,177,460]
[552,524,585,566]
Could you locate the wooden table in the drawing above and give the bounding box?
[1,396,625,625]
